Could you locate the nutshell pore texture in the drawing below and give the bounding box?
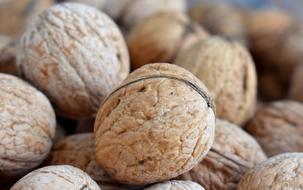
[145,180,205,190]
[18,3,130,119]
[95,63,216,185]
[10,165,100,190]
[238,153,303,190]
[179,119,267,190]
[0,74,56,177]
[175,37,257,126]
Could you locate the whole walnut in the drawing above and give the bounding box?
[245,101,303,157]
[128,11,208,69]
[49,133,138,190]
[10,165,100,190]
[0,0,53,37]
[189,2,247,45]
[145,180,205,190]
[175,37,257,126]
[179,119,266,190]
[0,74,56,178]
[238,153,303,190]
[18,3,130,119]
[0,35,18,75]
[247,9,298,100]
[289,63,303,101]
[95,63,216,185]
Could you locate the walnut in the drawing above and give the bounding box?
[17,3,130,119]
[49,133,139,190]
[0,73,56,178]
[0,0,53,37]
[94,63,216,185]
[179,119,266,190]
[189,2,247,45]
[10,165,101,190]
[238,153,303,190]
[174,37,257,126]
[127,11,208,69]
[289,64,303,101]
[0,35,18,75]
[145,180,205,190]
[245,101,303,157]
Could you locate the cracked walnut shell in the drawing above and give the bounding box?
[175,37,257,126]
[128,11,208,69]
[179,119,267,190]
[238,153,303,190]
[10,165,100,190]
[94,63,216,185]
[245,101,303,157]
[0,74,56,178]
[18,3,130,119]
[145,180,205,190]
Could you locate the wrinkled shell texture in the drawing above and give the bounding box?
[128,11,208,69]
[238,153,303,190]
[179,119,266,190]
[289,64,303,102]
[0,0,53,37]
[10,165,100,190]
[175,37,257,126]
[0,74,56,177]
[103,0,186,29]
[190,3,247,45]
[18,3,130,119]
[95,63,216,185]
[0,35,18,75]
[49,133,134,190]
[245,101,303,157]
[145,180,205,190]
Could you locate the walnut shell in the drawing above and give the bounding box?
[49,133,137,190]
[175,37,257,126]
[245,101,303,157]
[0,74,56,178]
[145,180,205,190]
[95,63,216,185]
[103,0,186,30]
[0,0,53,37]
[10,165,100,190]
[18,3,130,119]
[289,64,303,101]
[0,35,18,75]
[238,153,303,190]
[190,2,247,45]
[179,119,266,190]
[128,11,208,69]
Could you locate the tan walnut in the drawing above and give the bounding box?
[145,180,205,190]
[238,153,303,190]
[94,63,216,185]
[0,35,19,75]
[245,100,303,157]
[179,119,266,190]
[0,0,53,37]
[128,11,208,69]
[10,165,100,190]
[0,73,56,178]
[175,37,257,126]
[18,3,130,119]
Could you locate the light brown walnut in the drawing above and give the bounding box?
[175,37,257,126]
[245,101,303,157]
[0,74,56,178]
[95,63,216,185]
[238,153,303,190]
[145,180,205,190]
[0,35,18,75]
[18,3,130,119]
[0,0,53,37]
[10,165,100,190]
[128,11,209,69]
[179,119,266,190]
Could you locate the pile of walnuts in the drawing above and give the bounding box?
[1,0,303,190]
